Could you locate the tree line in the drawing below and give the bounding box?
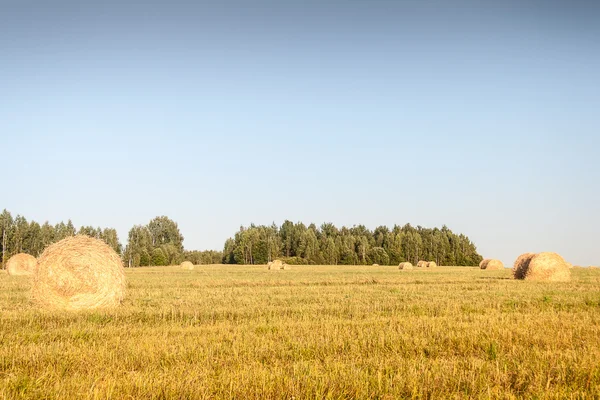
[0,209,121,266]
[1,209,482,267]
[223,221,482,266]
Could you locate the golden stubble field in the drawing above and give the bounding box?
[1,265,600,399]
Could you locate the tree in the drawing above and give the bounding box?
[151,247,167,266]
[147,216,184,252]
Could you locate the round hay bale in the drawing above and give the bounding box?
[6,253,37,276]
[514,252,570,282]
[481,259,503,270]
[180,261,194,270]
[512,253,536,279]
[427,261,437,268]
[398,262,413,270]
[266,261,273,270]
[479,259,490,269]
[281,263,290,270]
[32,235,126,310]
[416,261,427,268]
[372,263,379,267]
[269,259,283,270]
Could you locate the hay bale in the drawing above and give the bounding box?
[372,263,379,267]
[416,261,427,268]
[6,253,37,276]
[427,261,437,268]
[512,253,536,279]
[281,263,290,270]
[180,261,194,270]
[565,262,573,269]
[398,262,413,270]
[513,252,570,282]
[266,261,273,269]
[32,235,126,310]
[481,259,503,270]
[269,259,283,270]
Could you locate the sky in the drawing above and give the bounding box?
[1,0,598,266]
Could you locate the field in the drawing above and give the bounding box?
[1,265,600,399]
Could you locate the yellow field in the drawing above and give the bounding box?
[1,265,600,399]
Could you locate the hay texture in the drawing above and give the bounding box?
[281,263,290,270]
[512,253,536,279]
[180,261,194,270]
[6,253,37,276]
[427,261,437,268]
[480,259,503,270]
[372,264,379,267]
[398,262,413,270]
[513,252,570,282]
[268,259,283,270]
[416,261,427,268]
[32,235,126,310]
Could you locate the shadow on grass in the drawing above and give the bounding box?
[478,277,513,280]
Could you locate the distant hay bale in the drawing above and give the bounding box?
[513,252,570,282]
[372,263,379,267]
[269,259,283,270]
[512,253,536,279]
[281,263,290,270]
[481,259,503,270]
[416,261,427,268]
[398,262,413,270]
[180,261,194,270]
[32,235,126,310]
[427,261,437,268]
[6,253,37,276]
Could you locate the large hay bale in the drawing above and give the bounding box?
[513,252,570,282]
[269,259,283,270]
[427,261,437,268]
[398,262,413,270]
[281,263,290,270]
[180,261,194,270]
[565,262,573,269]
[32,235,126,310]
[6,253,37,276]
[481,259,503,270]
[512,253,536,279]
[416,261,427,268]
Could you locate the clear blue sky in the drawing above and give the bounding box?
[1,0,598,266]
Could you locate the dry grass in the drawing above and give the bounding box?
[2,265,600,398]
[6,253,37,276]
[31,235,126,310]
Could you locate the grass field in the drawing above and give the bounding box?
[1,265,600,399]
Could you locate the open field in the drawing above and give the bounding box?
[2,265,600,399]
